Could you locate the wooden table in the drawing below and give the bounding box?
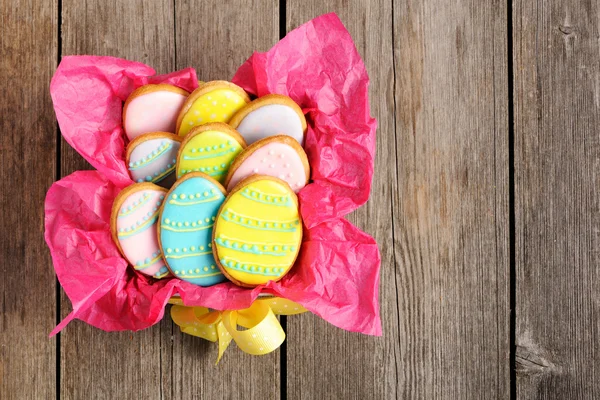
[2,0,598,398]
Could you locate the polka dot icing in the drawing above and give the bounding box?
[127,133,181,187]
[176,123,245,183]
[112,184,170,279]
[214,177,302,286]
[176,81,250,137]
[225,136,309,193]
[123,84,189,141]
[159,174,227,286]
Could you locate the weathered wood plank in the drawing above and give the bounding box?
[514,1,600,398]
[59,1,175,398]
[391,0,510,397]
[0,0,58,398]
[169,2,281,399]
[286,2,397,399]
[289,1,510,398]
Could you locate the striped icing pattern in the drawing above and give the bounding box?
[177,130,243,183]
[159,176,227,286]
[116,188,170,279]
[213,178,302,285]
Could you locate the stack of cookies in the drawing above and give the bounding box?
[111,81,309,288]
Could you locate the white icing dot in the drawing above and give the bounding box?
[225,92,231,98]
[297,181,303,186]
[269,164,275,168]
[222,114,228,119]
[268,150,274,155]
[222,104,227,107]
[278,174,285,179]
[197,118,203,123]
[253,168,259,173]
[194,110,200,116]
[261,158,266,163]
[207,96,212,100]
[288,173,294,178]
[188,121,194,126]
[284,163,290,168]
[210,113,216,119]
[279,154,285,159]
[212,101,217,106]
[259,347,264,351]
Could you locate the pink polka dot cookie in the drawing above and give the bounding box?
[228,94,307,145]
[176,81,250,137]
[224,135,310,193]
[111,183,170,279]
[123,84,189,140]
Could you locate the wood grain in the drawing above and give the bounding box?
[170,2,281,399]
[59,1,175,398]
[391,0,511,397]
[285,2,398,399]
[0,0,58,398]
[514,0,600,398]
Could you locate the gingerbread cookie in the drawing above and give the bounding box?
[224,135,309,193]
[111,183,170,279]
[126,132,182,187]
[158,172,227,286]
[228,94,307,145]
[123,84,189,140]
[212,175,303,287]
[176,123,246,183]
[176,81,250,137]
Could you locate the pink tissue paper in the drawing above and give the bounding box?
[46,13,381,337]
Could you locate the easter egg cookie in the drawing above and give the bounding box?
[213,176,303,287]
[228,94,306,145]
[176,81,250,137]
[224,135,309,193]
[176,123,246,183]
[158,172,228,286]
[126,132,182,187]
[123,84,189,140]
[111,183,170,279]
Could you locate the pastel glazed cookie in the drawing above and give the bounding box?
[158,172,228,286]
[224,135,309,193]
[123,84,189,140]
[176,123,246,183]
[126,132,182,187]
[213,176,302,287]
[111,183,170,279]
[228,94,307,145]
[176,81,250,137]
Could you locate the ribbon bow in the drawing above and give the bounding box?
[170,297,307,363]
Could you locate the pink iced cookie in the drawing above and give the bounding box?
[111,183,170,279]
[224,135,310,193]
[123,84,189,141]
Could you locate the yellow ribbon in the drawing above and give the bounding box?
[169,296,307,363]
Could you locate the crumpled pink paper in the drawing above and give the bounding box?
[46,13,381,337]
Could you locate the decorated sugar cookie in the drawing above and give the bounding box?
[224,135,309,193]
[228,94,307,145]
[212,176,303,287]
[126,132,182,187]
[158,172,227,286]
[111,183,170,279]
[176,81,250,137]
[123,84,189,140]
[176,123,246,183]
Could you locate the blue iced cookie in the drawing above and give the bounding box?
[158,172,228,286]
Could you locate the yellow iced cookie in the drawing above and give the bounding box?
[176,123,246,183]
[212,176,302,287]
[176,81,250,137]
